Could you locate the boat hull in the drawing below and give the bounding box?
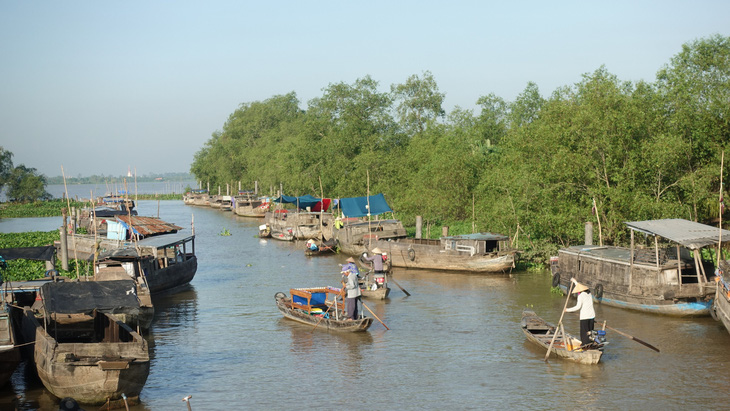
[146,255,198,294]
[23,309,150,405]
[556,246,714,316]
[275,295,372,332]
[377,239,515,273]
[361,286,390,300]
[521,310,602,365]
[0,314,20,387]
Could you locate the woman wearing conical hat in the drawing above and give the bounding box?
[565,278,596,347]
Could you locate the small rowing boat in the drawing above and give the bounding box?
[520,309,604,364]
[275,288,372,332]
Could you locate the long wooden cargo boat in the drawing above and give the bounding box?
[334,219,407,256]
[275,288,372,332]
[372,233,516,273]
[233,192,270,218]
[22,282,150,405]
[265,210,335,240]
[520,310,603,365]
[183,189,210,206]
[554,219,730,316]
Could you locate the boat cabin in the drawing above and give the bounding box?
[289,287,343,314]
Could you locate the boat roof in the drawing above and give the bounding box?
[0,245,55,262]
[137,232,194,249]
[41,280,140,316]
[116,215,183,237]
[625,219,730,249]
[339,193,392,218]
[444,233,509,241]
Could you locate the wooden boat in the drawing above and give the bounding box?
[21,282,150,405]
[233,192,270,218]
[94,254,154,330]
[553,219,730,316]
[711,260,730,334]
[0,310,20,388]
[334,219,408,256]
[275,288,372,332]
[520,310,603,364]
[125,233,197,294]
[304,238,338,256]
[360,282,390,300]
[183,189,210,206]
[219,195,233,211]
[372,233,517,273]
[265,210,334,240]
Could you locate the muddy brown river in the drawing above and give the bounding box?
[1,200,729,410]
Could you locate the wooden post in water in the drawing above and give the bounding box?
[60,209,69,271]
[415,216,423,239]
[255,180,259,195]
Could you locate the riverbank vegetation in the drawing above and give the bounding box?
[0,199,86,218]
[190,35,729,265]
[0,231,87,281]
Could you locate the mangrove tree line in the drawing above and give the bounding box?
[191,35,730,263]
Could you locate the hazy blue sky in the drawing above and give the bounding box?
[1,1,728,178]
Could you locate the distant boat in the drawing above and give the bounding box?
[266,195,334,240]
[183,189,209,206]
[554,219,730,316]
[332,193,407,256]
[233,191,270,218]
[274,288,372,332]
[372,233,517,273]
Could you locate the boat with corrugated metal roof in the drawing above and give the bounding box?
[553,219,730,316]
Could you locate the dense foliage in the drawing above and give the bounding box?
[0,147,51,202]
[0,199,86,218]
[0,231,88,281]
[190,36,730,264]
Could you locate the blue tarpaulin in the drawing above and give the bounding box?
[274,194,322,210]
[339,193,392,217]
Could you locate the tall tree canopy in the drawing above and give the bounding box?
[190,36,730,263]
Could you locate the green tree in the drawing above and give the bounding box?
[391,71,445,136]
[6,165,51,202]
[0,147,13,190]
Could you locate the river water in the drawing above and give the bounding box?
[1,200,729,410]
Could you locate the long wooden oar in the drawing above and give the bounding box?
[389,276,411,296]
[599,322,660,353]
[361,300,390,330]
[545,281,575,361]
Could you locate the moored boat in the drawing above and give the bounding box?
[711,260,730,334]
[553,219,730,316]
[275,288,372,332]
[372,233,517,273]
[22,282,150,405]
[520,310,604,364]
[333,193,407,256]
[233,191,270,218]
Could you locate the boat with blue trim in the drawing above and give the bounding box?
[553,219,730,316]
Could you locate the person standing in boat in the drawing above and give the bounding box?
[340,257,360,317]
[344,261,362,320]
[364,247,387,287]
[565,279,595,347]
